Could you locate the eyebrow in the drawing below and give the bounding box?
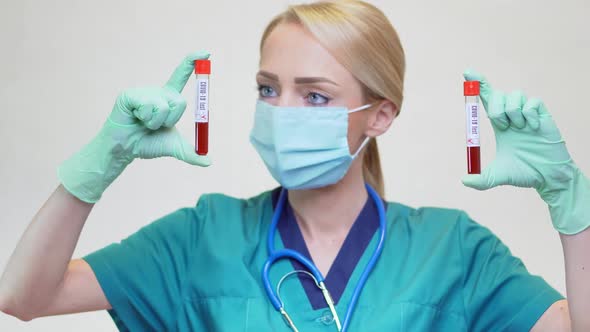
[294,77,339,86]
[256,70,339,86]
[257,70,279,81]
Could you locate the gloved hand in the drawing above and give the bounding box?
[58,52,211,204]
[462,70,590,235]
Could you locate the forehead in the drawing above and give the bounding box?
[260,23,354,82]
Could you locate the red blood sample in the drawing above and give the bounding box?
[464,81,481,174]
[194,59,211,156]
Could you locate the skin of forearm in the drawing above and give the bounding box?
[560,227,590,331]
[0,185,93,320]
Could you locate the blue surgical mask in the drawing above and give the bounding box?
[249,100,372,190]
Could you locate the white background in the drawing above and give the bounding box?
[1,0,589,330]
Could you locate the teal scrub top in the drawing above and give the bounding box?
[83,189,563,331]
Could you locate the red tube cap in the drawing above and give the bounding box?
[464,81,480,96]
[195,59,211,74]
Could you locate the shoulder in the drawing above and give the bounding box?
[135,190,273,241]
[387,201,474,233]
[187,190,275,239]
[385,201,500,251]
[196,190,272,211]
[194,190,273,220]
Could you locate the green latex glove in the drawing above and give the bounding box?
[462,70,590,235]
[58,52,211,203]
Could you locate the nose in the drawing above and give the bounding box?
[275,90,303,107]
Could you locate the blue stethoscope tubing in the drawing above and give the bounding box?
[262,183,387,331]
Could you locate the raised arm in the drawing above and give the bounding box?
[0,186,107,320]
[462,70,590,331]
[0,51,211,321]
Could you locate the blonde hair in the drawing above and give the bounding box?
[260,0,405,197]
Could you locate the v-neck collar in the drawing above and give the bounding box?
[270,187,383,310]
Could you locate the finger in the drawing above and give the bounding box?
[487,90,510,130]
[156,128,211,166]
[176,136,212,167]
[461,163,500,190]
[133,104,154,122]
[163,92,187,128]
[116,88,146,116]
[145,100,170,130]
[118,88,156,123]
[463,69,493,110]
[165,51,210,93]
[522,98,543,130]
[505,90,527,129]
[527,97,550,117]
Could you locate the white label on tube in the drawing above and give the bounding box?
[195,78,209,123]
[465,102,480,147]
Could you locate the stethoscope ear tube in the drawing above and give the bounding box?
[340,184,386,331]
[262,258,282,310]
[267,188,288,255]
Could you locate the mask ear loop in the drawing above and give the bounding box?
[348,102,375,159]
[352,136,371,159]
[348,103,374,114]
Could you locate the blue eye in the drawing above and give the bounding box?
[258,85,277,98]
[307,92,330,105]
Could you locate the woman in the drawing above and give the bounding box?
[0,0,588,331]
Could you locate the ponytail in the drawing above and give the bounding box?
[362,138,385,198]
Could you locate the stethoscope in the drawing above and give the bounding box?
[262,184,387,332]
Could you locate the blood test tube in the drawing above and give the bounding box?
[464,81,481,174]
[194,59,210,155]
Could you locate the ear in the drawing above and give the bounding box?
[365,99,397,137]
